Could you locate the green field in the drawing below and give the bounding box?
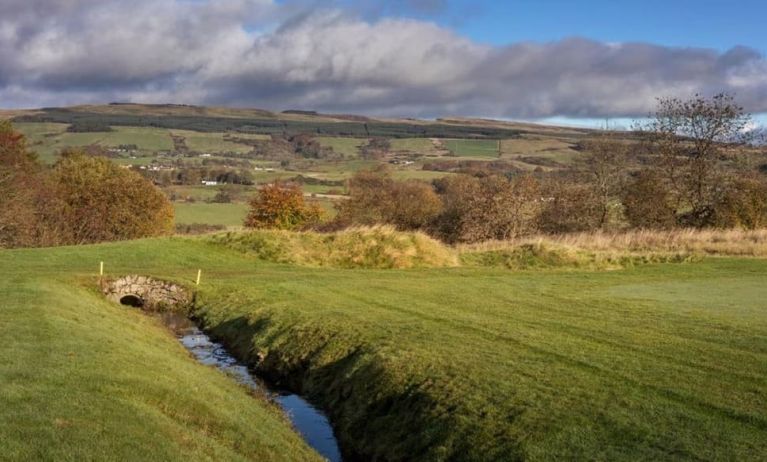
[172,130,253,154]
[317,137,365,158]
[1,235,765,461]
[173,202,249,227]
[444,139,500,158]
[390,138,443,156]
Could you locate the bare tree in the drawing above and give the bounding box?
[638,93,752,227]
[580,134,629,228]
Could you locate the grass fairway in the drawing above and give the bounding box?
[0,244,321,461]
[173,202,249,227]
[1,236,766,461]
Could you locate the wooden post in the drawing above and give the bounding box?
[196,269,202,286]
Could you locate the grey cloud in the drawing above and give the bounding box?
[1,0,766,119]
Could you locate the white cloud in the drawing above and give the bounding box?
[1,0,766,118]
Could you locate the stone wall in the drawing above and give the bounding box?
[102,275,191,310]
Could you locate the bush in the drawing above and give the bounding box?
[537,179,602,234]
[51,152,175,243]
[713,175,767,229]
[335,168,442,231]
[432,174,541,243]
[244,182,322,230]
[622,170,677,229]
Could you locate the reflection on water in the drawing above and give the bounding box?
[159,312,342,462]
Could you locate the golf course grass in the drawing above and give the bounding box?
[1,234,765,461]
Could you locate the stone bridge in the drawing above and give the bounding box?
[102,275,191,310]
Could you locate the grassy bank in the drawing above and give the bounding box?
[2,232,766,461]
[0,244,321,461]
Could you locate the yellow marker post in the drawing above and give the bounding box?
[196,269,202,286]
[100,261,104,276]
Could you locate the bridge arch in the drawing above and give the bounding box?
[102,275,190,311]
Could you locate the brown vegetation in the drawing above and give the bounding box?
[0,122,174,247]
[244,182,322,230]
[459,228,767,258]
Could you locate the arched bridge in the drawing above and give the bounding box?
[102,275,190,310]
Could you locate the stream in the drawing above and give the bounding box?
[158,312,342,462]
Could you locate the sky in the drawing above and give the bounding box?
[1,0,766,125]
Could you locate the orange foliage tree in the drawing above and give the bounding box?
[244,182,322,230]
[51,151,175,244]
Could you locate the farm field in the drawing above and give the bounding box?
[390,137,444,156]
[444,139,500,158]
[173,202,249,227]
[2,235,763,461]
[317,137,364,158]
[500,136,582,166]
[172,130,253,154]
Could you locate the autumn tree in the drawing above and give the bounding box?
[0,121,46,247]
[639,93,753,227]
[244,182,322,230]
[580,134,629,228]
[432,174,541,243]
[621,170,677,229]
[360,138,391,160]
[712,174,767,229]
[537,178,603,234]
[51,151,174,244]
[335,168,442,230]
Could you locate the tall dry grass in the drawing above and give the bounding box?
[459,228,767,258]
[210,225,459,269]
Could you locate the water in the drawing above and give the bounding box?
[159,312,342,462]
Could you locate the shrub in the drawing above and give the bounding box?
[335,169,442,231]
[537,179,603,234]
[713,175,767,229]
[51,152,175,244]
[622,170,677,229]
[432,174,541,243]
[244,182,322,230]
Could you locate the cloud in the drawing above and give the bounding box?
[1,0,766,118]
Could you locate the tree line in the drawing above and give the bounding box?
[246,94,767,242]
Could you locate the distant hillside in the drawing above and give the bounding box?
[10,104,531,139]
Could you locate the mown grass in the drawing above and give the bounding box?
[0,245,322,461]
[2,232,766,461]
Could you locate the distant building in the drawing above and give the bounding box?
[201,180,218,186]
